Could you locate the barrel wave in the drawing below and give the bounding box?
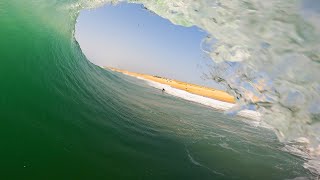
[0,0,319,179]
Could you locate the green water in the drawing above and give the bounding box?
[0,0,312,179]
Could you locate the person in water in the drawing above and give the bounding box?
[162,88,165,92]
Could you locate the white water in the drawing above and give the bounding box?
[138,77,261,121]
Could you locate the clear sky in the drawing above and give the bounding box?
[75,2,220,88]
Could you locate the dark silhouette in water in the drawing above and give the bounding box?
[162,88,165,93]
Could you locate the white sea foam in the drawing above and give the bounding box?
[186,148,225,176]
[136,77,261,121]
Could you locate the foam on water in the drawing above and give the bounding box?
[136,77,261,120]
[186,148,225,176]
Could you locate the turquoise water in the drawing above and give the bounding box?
[0,0,315,179]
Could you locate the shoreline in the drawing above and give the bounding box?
[107,67,235,103]
[106,67,261,120]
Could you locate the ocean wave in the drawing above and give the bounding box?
[4,0,317,176]
[75,0,320,175]
[79,0,320,145]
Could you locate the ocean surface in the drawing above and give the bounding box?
[1,0,319,179]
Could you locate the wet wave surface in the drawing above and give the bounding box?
[0,0,318,178]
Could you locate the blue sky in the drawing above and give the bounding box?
[75,3,220,88]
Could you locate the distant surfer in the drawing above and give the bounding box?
[162,88,165,93]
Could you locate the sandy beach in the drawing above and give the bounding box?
[107,67,235,103]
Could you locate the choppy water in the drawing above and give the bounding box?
[0,0,319,179]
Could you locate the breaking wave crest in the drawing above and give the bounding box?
[73,0,320,175]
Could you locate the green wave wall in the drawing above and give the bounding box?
[0,0,314,179]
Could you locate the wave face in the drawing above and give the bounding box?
[121,0,320,173]
[135,0,320,140]
[0,0,318,178]
[85,0,320,174]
